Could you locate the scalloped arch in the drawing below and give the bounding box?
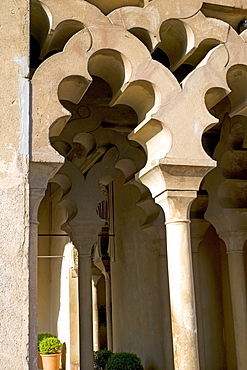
[31,24,178,164]
[227,64,247,117]
[159,19,195,71]
[112,80,156,123]
[31,0,109,62]
[48,173,72,195]
[88,49,131,96]
[110,9,229,72]
[31,0,52,48]
[42,20,85,58]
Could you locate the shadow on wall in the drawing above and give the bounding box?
[61,342,66,370]
[146,364,158,370]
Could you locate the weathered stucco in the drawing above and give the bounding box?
[0,0,29,369]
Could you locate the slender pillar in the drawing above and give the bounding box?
[220,231,247,369]
[92,274,101,351]
[191,219,210,370]
[29,188,46,370]
[219,241,237,369]
[63,219,103,370]
[159,254,174,369]
[78,253,94,370]
[156,190,199,370]
[104,272,113,351]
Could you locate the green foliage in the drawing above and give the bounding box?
[39,337,62,355]
[37,333,53,351]
[94,349,113,370]
[106,352,144,370]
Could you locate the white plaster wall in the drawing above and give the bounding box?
[0,1,30,369]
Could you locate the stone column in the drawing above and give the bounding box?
[77,251,94,370]
[29,188,45,370]
[92,274,101,351]
[219,231,247,369]
[219,239,237,369]
[156,190,199,370]
[191,219,210,370]
[65,230,102,370]
[93,251,113,351]
[64,225,102,370]
[104,271,113,351]
[159,254,174,369]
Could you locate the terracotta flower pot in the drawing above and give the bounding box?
[40,353,61,370]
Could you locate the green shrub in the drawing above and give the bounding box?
[94,349,113,370]
[37,333,53,351]
[39,337,62,355]
[106,352,144,370]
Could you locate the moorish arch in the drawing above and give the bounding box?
[31,19,175,370]
[30,1,247,370]
[189,29,247,370]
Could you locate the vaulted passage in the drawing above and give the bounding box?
[30,2,247,368]
[1,1,246,370]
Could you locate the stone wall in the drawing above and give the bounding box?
[0,0,30,369]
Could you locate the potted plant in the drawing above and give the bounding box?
[39,337,62,370]
[38,333,53,369]
[106,352,144,370]
[94,349,113,370]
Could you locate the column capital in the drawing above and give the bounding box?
[63,219,103,255]
[205,202,247,239]
[219,230,247,253]
[137,160,214,200]
[156,190,197,223]
[29,162,62,223]
[92,274,102,286]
